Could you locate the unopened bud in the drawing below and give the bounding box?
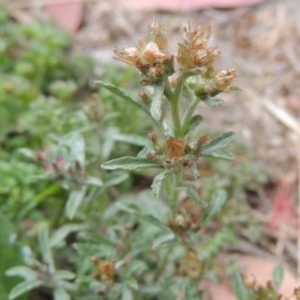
[243,273,256,288]
[175,214,186,227]
[147,132,158,143]
[198,134,209,144]
[138,91,149,101]
[146,152,155,160]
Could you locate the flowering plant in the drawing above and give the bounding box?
[101,22,237,230]
[98,22,240,298]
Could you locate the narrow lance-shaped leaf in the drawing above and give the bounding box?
[152,232,176,250]
[101,156,163,171]
[182,114,203,135]
[55,270,76,280]
[65,187,86,220]
[103,171,129,187]
[201,131,235,156]
[201,189,227,223]
[97,81,150,116]
[151,170,171,200]
[111,133,148,146]
[5,266,38,281]
[124,277,139,291]
[122,287,134,300]
[202,97,223,107]
[39,223,55,272]
[209,148,234,160]
[150,83,164,121]
[189,163,200,179]
[117,203,168,231]
[85,176,103,187]
[50,223,88,248]
[272,265,284,291]
[186,188,206,207]
[231,271,250,300]
[54,288,71,300]
[66,132,85,166]
[8,280,43,300]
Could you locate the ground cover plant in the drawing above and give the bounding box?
[2,5,299,300]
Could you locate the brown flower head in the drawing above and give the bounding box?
[166,137,185,158]
[113,46,140,65]
[214,68,237,91]
[145,21,168,50]
[141,41,166,64]
[99,259,116,277]
[194,46,220,67]
[177,23,220,69]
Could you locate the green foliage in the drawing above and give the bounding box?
[2,13,286,300]
[0,214,27,300]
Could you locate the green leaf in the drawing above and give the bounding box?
[272,265,284,290]
[209,148,234,160]
[85,176,103,186]
[55,270,76,280]
[124,260,148,277]
[121,287,134,300]
[201,189,227,223]
[97,81,149,115]
[54,288,70,300]
[66,132,85,166]
[8,280,43,300]
[183,114,202,135]
[18,148,36,160]
[189,163,200,179]
[152,233,176,249]
[50,224,88,248]
[111,133,148,146]
[150,83,164,121]
[103,171,129,187]
[38,223,55,272]
[202,97,223,107]
[101,156,163,171]
[0,214,27,300]
[124,277,139,290]
[65,187,86,220]
[229,85,241,91]
[118,203,168,231]
[186,188,206,207]
[231,271,250,300]
[201,132,235,156]
[151,170,171,200]
[5,267,38,281]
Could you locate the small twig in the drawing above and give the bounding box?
[262,98,300,138]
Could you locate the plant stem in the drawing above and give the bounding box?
[181,96,200,135]
[164,77,182,137]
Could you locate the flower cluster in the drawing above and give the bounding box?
[114,22,174,85]
[35,147,87,188]
[177,24,219,69]
[114,22,236,94]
